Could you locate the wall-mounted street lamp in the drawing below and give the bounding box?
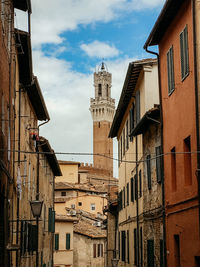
[30,200,43,218]
[111,258,119,267]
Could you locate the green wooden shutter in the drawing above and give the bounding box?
[146,155,151,190]
[147,240,154,267]
[156,146,162,183]
[131,177,134,202]
[51,210,55,233]
[127,230,129,263]
[184,26,189,75]
[32,225,38,251]
[118,232,120,259]
[55,234,59,250]
[134,174,137,201]
[121,231,126,262]
[126,183,129,205]
[180,31,185,79]
[139,170,142,198]
[140,227,143,267]
[48,208,52,232]
[66,233,70,250]
[134,228,137,265]
[136,90,140,124]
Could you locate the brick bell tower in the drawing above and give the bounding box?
[90,63,115,176]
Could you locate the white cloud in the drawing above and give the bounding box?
[80,41,119,58]
[15,0,164,47]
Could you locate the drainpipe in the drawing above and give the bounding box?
[192,0,200,230]
[143,46,166,267]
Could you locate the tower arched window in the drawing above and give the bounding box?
[106,84,109,97]
[98,84,102,97]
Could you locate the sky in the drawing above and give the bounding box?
[15,0,165,177]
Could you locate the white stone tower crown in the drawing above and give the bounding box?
[90,62,115,122]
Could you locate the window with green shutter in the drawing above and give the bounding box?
[51,211,55,233]
[180,25,189,80]
[167,46,175,95]
[146,155,152,190]
[147,240,154,267]
[136,90,140,124]
[126,182,129,206]
[131,177,134,202]
[139,170,142,198]
[127,230,129,263]
[121,231,126,262]
[48,208,52,232]
[55,234,59,250]
[156,146,163,183]
[66,233,70,250]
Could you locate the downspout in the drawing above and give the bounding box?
[144,46,166,267]
[192,0,200,230]
[135,136,140,267]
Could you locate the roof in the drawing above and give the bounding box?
[109,58,157,138]
[130,107,160,137]
[55,214,78,222]
[27,76,50,121]
[58,160,80,166]
[74,220,106,239]
[40,137,62,176]
[15,29,32,86]
[55,181,107,194]
[13,0,32,12]
[144,0,185,48]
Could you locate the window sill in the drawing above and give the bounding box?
[181,72,189,82]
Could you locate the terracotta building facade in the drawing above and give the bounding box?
[145,0,200,266]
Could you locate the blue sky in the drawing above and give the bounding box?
[16,0,165,177]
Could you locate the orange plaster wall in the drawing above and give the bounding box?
[159,0,197,205]
[159,0,200,265]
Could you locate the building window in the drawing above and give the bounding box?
[146,155,151,190]
[61,191,66,196]
[131,177,134,202]
[55,234,59,250]
[184,136,192,185]
[91,203,95,211]
[93,244,96,258]
[129,103,134,142]
[98,244,101,257]
[126,120,129,150]
[156,146,163,183]
[171,147,177,191]
[121,231,126,262]
[118,190,122,211]
[78,202,82,206]
[167,46,175,95]
[139,170,142,198]
[140,227,143,267]
[66,233,70,250]
[134,174,137,201]
[136,90,140,124]
[98,84,102,96]
[118,232,120,260]
[174,235,180,267]
[126,182,129,206]
[106,84,109,97]
[123,187,125,208]
[123,128,125,156]
[147,240,154,267]
[127,230,129,263]
[134,228,137,265]
[180,25,189,80]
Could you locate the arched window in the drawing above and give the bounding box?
[98,84,102,96]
